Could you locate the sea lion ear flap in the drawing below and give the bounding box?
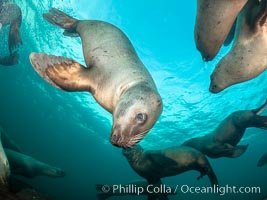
[227,144,249,158]
[147,151,177,167]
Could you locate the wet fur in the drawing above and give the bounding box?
[123,145,218,186]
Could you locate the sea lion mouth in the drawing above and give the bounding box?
[110,129,150,148]
[209,83,222,93]
[124,129,150,148]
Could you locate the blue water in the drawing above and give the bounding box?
[0,0,267,200]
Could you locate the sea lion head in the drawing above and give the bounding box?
[209,59,236,93]
[111,84,162,148]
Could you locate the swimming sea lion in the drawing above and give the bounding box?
[194,0,247,61]
[257,152,267,167]
[210,0,267,93]
[0,128,9,185]
[0,0,22,66]
[183,100,267,158]
[4,148,66,178]
[29,8,162,148]
[122,145,218,187]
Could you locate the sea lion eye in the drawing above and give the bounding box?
[135,113,147,123]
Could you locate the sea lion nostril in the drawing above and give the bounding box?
[110,134,120,143]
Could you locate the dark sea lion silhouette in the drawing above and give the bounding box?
[0,0,22,66]
[123,145,218,187]
[183,100,267,158]
[29,8,162,148]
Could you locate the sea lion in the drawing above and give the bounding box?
[183,100,267,158]
[210,0,267,93]
[0,0,22,66]
[257,152,267,167]
[194,0,247,61]
[29,8,162,148]
[4,148,66,178]
[96,180,176,200]
[122,145,218,187]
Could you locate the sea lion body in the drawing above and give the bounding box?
[30,8,162,148]
[183,100,267,158]
[5,149,65,178]
[210,0,267,93]
[0,1,22,66]
[194,0,247,61]
[257,152,267,167]
[123,145,218,186]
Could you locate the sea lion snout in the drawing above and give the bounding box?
[110,134,121,146]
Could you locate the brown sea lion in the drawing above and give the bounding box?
[183,99,267,158]
[122,145,218,187]
[257,152,267,167]
[194,0,247,61]
[210,0,267,93]
[0,0,22,66]
[29,8,162,148]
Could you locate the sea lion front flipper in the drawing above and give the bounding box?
[29,52,93,92]
[43,8,79,37]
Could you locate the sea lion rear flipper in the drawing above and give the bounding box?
[209,143,248,158]
[43,8,79,37]
[225,143,248,158]
[29,52,92,92]
[0,52,19,66]
[8,8,22,53]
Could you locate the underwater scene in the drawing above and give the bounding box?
[0,0,267,199]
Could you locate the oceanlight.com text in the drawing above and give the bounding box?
[100,184,261,196]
